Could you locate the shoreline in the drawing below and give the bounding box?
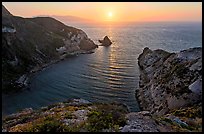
[2,47,202,132]
[3,47,98,95]
[2,48,98,116]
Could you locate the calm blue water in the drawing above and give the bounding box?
[2,22,202,116]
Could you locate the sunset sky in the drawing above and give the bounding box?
[2,2,202,22]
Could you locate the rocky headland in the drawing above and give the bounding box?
[2,47,202,132]
[136,47,202,131]
[136,47,202,115]
[2,5,98,93]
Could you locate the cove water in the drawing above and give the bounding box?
[2,22,202,116]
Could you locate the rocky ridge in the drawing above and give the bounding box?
[2,5,98,92]
[2,98,202,132]
[2,99,129,132]
[136,47,202,115]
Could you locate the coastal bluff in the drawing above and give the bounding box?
[2,5,97,92]
[136,47,202,115]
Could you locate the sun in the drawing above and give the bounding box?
[106,11,115,21]
[108,12,113,17]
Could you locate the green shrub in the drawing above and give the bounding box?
[85,104,127,132]
[27,116,63,132]
[172,107,202,118]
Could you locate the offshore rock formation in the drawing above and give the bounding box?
[2,5,97,92]
[99,36,112,46]
[136,47,202,115]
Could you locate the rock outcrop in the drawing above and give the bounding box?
[136,47,202,115]
[2,5,97,92]
[2,99,129,132]
[121,111,159,132]
[98,36,112,46]
[3,98,201,132]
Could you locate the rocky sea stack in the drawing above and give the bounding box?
[98,36,112,46]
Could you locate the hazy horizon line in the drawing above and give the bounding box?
[29,15,202,24]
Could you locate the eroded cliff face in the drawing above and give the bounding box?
[136,47,202,115]
[2,5,97,92]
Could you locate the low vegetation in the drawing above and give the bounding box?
[2,101,128,132]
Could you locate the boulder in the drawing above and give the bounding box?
[99,36,112,46]
[120,111,159,132]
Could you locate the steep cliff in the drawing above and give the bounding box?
[2,5,97,92]
[136,47,202,115]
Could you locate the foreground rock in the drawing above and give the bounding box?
[2,99,128,132]
[2,5,97,93]
[2,98,202,132]
[121,111,159,132]
[98,36,112,46]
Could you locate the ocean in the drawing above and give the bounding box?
[2,22,202,116]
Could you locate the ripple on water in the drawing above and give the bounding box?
[3,22,202,115]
